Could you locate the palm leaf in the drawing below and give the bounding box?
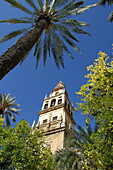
[108,11,113,22]
[60,19,89,27]
[0,18,33,24]
[46,0,51,6]
[54,0,70,8]
[6,93,11,101]
[61,40,74,59]
[6,111,16,122]
[8,108,20,115]
[4,0,35,16]
[68,1,84,10]
[56,24,79,42]
[36,45,42,68]
[25,0,39,12]
[51,29,64,67]
[71,27,91,36]
[20,50,31,65]
[69,4,97,15]
[47,29,51,57]
[5,113,10,127]
[37,0,43,11]
[64,36,80,53]
[43,33,48,66]
[52,28,63,55]
[0,94,2,102]
[19,17,34,21]
[34,35,42,56]
[49,0,56,13]
[51,44,59,68]
[60,0,76,14]
[0,28,31,44]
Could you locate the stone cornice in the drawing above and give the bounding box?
[38,103,76,125]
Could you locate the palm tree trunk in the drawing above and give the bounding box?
[0,19,47,80]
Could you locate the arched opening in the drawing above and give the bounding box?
[58,99,62,105]
[50,99,56,107]
[44,103,48,109]
[68,104,70,112]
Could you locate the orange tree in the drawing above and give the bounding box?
[75,50,113,169]
[0,119,55,169]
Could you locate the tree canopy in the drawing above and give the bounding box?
[0,0,96,79]
[0,119,55,169]
[75,50,113,169]
[0,93,20,126]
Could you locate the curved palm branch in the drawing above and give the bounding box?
[98,0,113,22]
[55,124,97,169]
[0,93,20,126]
[0,0,97,79]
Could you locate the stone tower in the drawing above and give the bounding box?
[36,81,76,154]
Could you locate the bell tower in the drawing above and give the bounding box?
[36,81,76,154]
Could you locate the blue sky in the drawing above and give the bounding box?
[0,0,113,128]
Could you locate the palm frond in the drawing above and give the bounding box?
[4,0,35,16]
[0,94,2,102]
[47,29,51,57]
[60,19,89,27]
[62,35,80,54]
[70,27,91,36]
[53,0,69,8]
[6,93,11,101]
[8,108,20,115]
[6,111,16,122]
[34,35,42,56]
[19,17,34,21]
[69,1,85,11]
[69,4,97,15]
[51,29,64,67]
[25,0,39,13]
[61,40,74,59]
[0,28,31,44]
[20,50,31,65]
[43,33,48,66]
[0,18,33,24]
[37,0,43,11]
[56,24,79,42]
[36,45,42,68]
[5,113,10,127]
[51,44,59,68]
[49,0,56,14]
[60,0,76,14]
[108,11,113,22]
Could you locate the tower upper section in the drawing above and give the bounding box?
[37,81,75,129]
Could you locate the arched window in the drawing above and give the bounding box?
[43,119,47,124]
[53,116,57,121]
[71,112,73,117]
[44,103,48,109]
[58,99,62,104]
[50,99,56,107]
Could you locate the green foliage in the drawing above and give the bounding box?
[98,0,113,22]
[55,124,97,170]
[0,119,55,169]
[0,93,20,127]
[0,115,5,126]
[75,51,113,169]
[1,0,96,68]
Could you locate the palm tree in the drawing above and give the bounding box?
[55,124,97,170]
[0,93,20,126]
[98,0,113,22]
[0,0,97,80]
